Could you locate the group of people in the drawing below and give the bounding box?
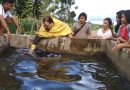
[1,0,130,53]
[111,10,130,52]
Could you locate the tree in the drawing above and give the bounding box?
[49,0,76,22]
[15,0,33,19]
[13,0,76,34]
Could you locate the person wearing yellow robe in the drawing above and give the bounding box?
[31,16,73,51]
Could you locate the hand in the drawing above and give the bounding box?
[115,40,120,44]
[16,25,21,34]
[7,31,11,42]
[16,27,21,34]
[68,34,73,38]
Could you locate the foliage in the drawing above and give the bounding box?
[14,0,76,21]
[15,0,31,18]
[8,0,77,35]
[91,23,101,31]
[20,18,38,34]
[50,0,76,22]
[32,0,43,19]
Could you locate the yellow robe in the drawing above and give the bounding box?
[36,17,72,38]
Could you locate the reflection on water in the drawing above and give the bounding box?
[0,48,129,90]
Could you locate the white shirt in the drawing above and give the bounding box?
[97,28,112,39]
[0,5,12,19]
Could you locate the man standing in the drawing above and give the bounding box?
[0,0,20,37]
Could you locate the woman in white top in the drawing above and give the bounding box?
[97,17,113,39]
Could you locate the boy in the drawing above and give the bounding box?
[0,0,20,37]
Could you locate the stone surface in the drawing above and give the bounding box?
[10,34,34,48]
[104,40,130,81]
[0,35,9,53]
[39,37,104,55]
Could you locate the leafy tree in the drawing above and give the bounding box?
[32,0,43,19]
[13,0,76,34]
[15,0,33,19]
[49,0,76,22]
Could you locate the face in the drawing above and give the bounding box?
[103,20,109,29]
[121,14,127,24]
[79,16,86,24]
[4,3,14,11]
[44,21,50,29]
[43,21,52,30]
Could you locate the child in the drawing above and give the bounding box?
[0,0,20,36]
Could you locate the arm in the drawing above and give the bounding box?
[0,15,10,34]
[87,24,91,36]
[118,37,127,43]
[11,17,20,34]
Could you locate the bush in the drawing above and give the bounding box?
[8,23,17,34]
[19,18,40,35]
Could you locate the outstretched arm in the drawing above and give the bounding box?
[11,17,20,34]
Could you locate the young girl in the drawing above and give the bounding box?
[96,17,113,39]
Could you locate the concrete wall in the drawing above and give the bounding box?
[1,34,130,82]
[9,34,33,48]
[104,40,130,81]
[9,34,104,55]
[0,35,9,53]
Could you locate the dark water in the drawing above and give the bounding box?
[0,48,129,90]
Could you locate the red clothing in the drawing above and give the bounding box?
[119,25,128,40]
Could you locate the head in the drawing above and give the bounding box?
[43,16,54,30]
[121,10,130,24]
[103,17,113,30]
[2,0,14,11]
[78,12,87,24]
[116,10,124,24]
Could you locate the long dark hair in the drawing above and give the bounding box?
[104,17,113,30]
[123,10,130,24]
[115,10,124,33]
[2,0,14,4]
[43,16,54,24]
